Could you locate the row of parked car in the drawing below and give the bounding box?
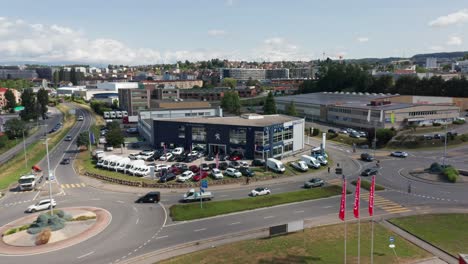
[328,127,368,138]
[127,147,244,163]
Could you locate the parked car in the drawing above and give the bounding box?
[239,167,255,177]
[60,158,71,165]
[159,153,173,161]
[251,159,265,167]
[189,165,200,173]
[135,192,160,203]
[159,172,176,183]
[229,154,242,161]
[361,153,374,162]
[339,129,348,134]
[225,168,242,178]
[361,168,379,176]
[291,161,309,172]
[154,164,170,172]
[26,199,56,213]
[187,150,199,157]
[218,162,229,170]
[434,133,443,139]
[64,135,72,141]
[423,135,433,140]
[250,187,271,197]
[229,161,241,169]
[128,153,140,160]
[172,147,184,155]
[349,132,361,138]
[208,163,217,169]
[205,155,215,161]
[391,151,408,158]
[304,178,324,188]
[192,171,209,181]
[177,171,194,182]
[200,163,210,171]
[358,131,367,137]
[211,168,224,179]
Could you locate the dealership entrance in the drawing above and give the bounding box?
[208,144,227,156]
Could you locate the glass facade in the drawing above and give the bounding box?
[178,126,185,138]
[229,128,247,145]
[283,126,293,140]
[273,128,283,143]
[192,127,206,141]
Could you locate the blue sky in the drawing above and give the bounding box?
[1,0,468,64]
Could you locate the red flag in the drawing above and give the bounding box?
[215,152,219,169]
[369,175,375,216]
[339,178,346,221]
[354,177,361,218]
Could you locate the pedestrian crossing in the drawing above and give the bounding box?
[11,190,35,195]
[360,193,411,214]
[61,183,86,189]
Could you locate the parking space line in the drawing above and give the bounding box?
[229,222,241,225]
[194,228,206,232]
[264,215,274,219]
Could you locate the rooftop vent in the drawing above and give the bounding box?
[241,114,264,120]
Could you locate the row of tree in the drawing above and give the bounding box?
[0,79,33,90]
[52,68,84,86]
[300,61,468,97]
[18,88,49,121]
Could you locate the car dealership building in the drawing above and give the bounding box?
[150,114,305,160]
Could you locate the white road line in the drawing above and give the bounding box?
[194,228,206,232]
[155,235,168,239]
[135,218,139,225]
[77,251,94,259]
[322,206,332,209]
[229,222,241,225]
[116,200,124,203]
[294,210,305,214]
[33,190,41,201]
[264,216,275,219]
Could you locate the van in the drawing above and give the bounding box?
[301,155,321,169]
[136,192,160,203]
[96,156,107,167]
[128,160,145,175]
[116,111,123,119]
[266,158,285,173]
[110,111,116,119]
[103,112,110,119]
[122,111,128,117]
[116,158,130,172]
[102,155,119,169]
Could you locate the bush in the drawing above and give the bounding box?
[72,215,97,221]
[5,228,18,236]
[326,133,338,140]
[351,179,385,191]
[312,128,321,136]
[453,120,466,125]
[443,166,459,183]
[433,122,441,127]
[430,162,443,173]
[35,228,51,245]
[461,134,468,142]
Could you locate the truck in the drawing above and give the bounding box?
[182,188,214,202]
[103,112,110,119]
[18,166,43,191]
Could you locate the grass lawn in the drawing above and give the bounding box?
[170,186,344,221]
[351,179,385,191]
[0,126,39,156]
[0,104,75,191]
[329,134,368,146]
[159,221,431,264]
[389,213,468,256]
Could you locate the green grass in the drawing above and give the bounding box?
[170,186,343,221]
[159,221,431,264]
[351,179,385,191]
[329,134,368,146]
[389,213,468,256]
[0,104,76,191]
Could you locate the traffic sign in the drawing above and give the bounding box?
[201,180,208,188]
[389,236,394,243]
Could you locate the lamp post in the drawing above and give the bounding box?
[23,130,28,169]
[42,124,54,216]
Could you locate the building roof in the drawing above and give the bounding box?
[276,92,397,106]
[156,114,303,127]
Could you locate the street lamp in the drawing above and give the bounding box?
[41,124,54,216]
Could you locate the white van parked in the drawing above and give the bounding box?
[128,160,145,175]
[103,155,120,170]
[116,158,131,172]
[116,111,123,119]
[316,156,328,166]
[103,112,110,119]
[135,165,149,177]
[122,111,128,117]
[110,111,116,119]
[266,158,286,173]
[301,155,321,169]
[96,156,107,167]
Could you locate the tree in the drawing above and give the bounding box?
[4,118,27,139]
[105,126,124,147]
[0,135,7,148]
[36,88,49,119]
[285,101,298,116]
[76,131,90,149]
[20,88,38,121]
[220,91,241,115]
[263,92,277,115]
[222,78,237,89]
[4,89,16,113]
[375,128,396,147]
[246,77,259,87]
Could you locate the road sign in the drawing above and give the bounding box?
[389,236,394,243]
[201,180,208,188]
[335,168,343,174]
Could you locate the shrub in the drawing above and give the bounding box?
[5,228,18,236]
[453,120,466,125]
[430,162,443,173]
[18,224,30,232]
[461,134,468,142]
[433,122,441,127]
[326,133,338,140]
[443,166,459,183]
[312,128,320,136]
[72,215,97,221]
[35,228,51,245]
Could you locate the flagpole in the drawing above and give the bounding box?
[344,175,347,264]
[370,175,376,264]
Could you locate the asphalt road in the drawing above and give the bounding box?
[0,107,467,264]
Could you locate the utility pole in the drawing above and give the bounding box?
[22,130,28,170]
[44,124,53,216]
[442,113,448,167]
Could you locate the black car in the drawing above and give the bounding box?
[135,192,161,203]
[60,158,71,165]
[328,129,337,134]
[239,167,255,177]
[159,173,176,183]
[208,163,217,169]
[167,155,177,162]
[205,155,215,161]
[184,155,196,163]
[64,135,72,141]
[361,153,374,162]
[218,162,228,170]
[361,168,378,176]
[229,161,241,169]
[251,159,265,167]
[175,155,187,162]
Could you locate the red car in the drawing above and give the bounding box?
[170,167,183,175]
[189,165,200,173]
[229,155,242,161]
[192,171,208,181]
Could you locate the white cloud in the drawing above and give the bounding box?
[446,36,462,46]
[429,9,468,27]
[254,37,312,61]
[357,37,369,43]
[207,29,226,36]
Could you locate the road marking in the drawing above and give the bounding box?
[116,200,124,203]
[194,228,206,232]
[264,215,274,219]
[294,210,305,213]
[155,235,168,239]
[229,222,241,225]
[77,251,94,259]
[136,218,139,225]
[91,198,100,201]
[322,206,332,209]
[33,190,41,201]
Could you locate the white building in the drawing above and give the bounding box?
[425,57,438,69]
[453,60,468,73]
[96,82,139,92]
[56,86,86,96]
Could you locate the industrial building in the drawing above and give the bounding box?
[276,92,462,130]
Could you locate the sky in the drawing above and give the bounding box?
[1,0,468,65]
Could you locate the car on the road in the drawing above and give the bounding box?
[304,178,324,188]
[251,159,265,167]
[361,168,378,176]
[26,199,56,213]
[60,158,71,165]
[239,167,255,177]
[192,171,209,181]
[177,171,194,182]
[77,115,84,121]
[182,188,213,202]
[225,168,242,178]
[250,187,271,197]
[360,153,374,162]
[434,133,443,139]
[291,161,309,172]
[64,135,72,141]
[391,151,408,158]
[159,153,173,161]
[159,172,176,183]
[135,192,160,203]
[211,168,224,179]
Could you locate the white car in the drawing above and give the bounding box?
[172,147,184,155]
[135,166,149,177]
[188,150,198,157]
[250,187,271,197]
[159,153,173,161]
[211,168,224,179]
[137,153,153,161]
[128,153,140,160]
[225,168,242,178]
[154,164,170,172]
[26,199,56,213]
[239,161,249,168]
[77,115,84,121]
[177,171,194,182]
[391,151,408,158]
